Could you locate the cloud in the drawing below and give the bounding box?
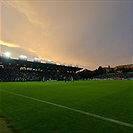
[0,44,39,60]
[0,40,20,48]
[2,0,47,30]
[0,40,38,58]
[28,48,37,53]
[1,1,131,69]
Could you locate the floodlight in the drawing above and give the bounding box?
[68,64,72,67]
[34,58,40,62]
[47,60,52,62]
[19,55,27,60]
[41,60,46,63]
[56,63,60,65]
[34,58,39,60]
[3,52,11,58]
[46,60,52,64]
[60,62,65,65]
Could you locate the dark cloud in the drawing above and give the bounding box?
[1,1,132,69]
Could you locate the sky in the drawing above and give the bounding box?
[0,0,132,70]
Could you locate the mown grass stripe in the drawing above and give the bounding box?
[1,90,133,129]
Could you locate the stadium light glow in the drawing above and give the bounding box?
[75,65,78,67]
[46,60,52,62]
[3,52,11,58]
[60,62,65,65]
[34,58,41,62]
[56,63,60,65]
[46,60,53,64]
[19,55,27,60]
[68,64,72,67]
[41,60,46,63]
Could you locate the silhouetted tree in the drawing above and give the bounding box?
[93,69,99,77]
[98,66,106,75]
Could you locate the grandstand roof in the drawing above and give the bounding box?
[1,56,82,72]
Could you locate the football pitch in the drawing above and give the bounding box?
[0,80,133,133]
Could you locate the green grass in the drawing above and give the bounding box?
[0,80,133,133]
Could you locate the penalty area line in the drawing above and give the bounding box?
[1,90,133,129]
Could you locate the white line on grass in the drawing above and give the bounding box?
[1,90,133,129]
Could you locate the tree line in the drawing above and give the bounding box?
[77,66,133,79]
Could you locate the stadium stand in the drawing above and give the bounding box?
[0,56,82,82]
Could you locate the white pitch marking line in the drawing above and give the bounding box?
[1,90,133,129]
